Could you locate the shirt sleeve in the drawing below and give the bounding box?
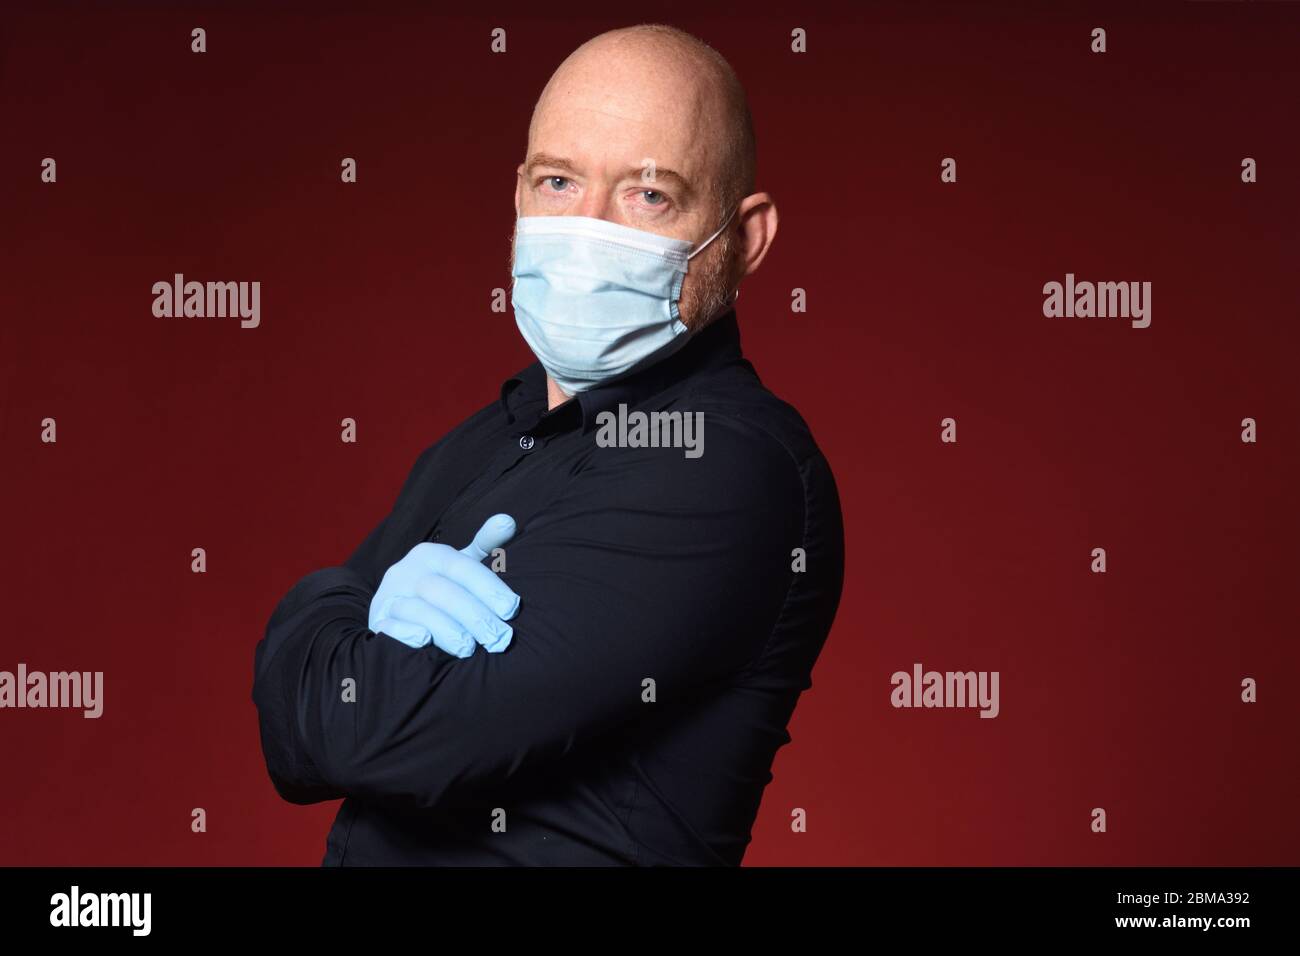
[253,415,806,813]
[251,441,437,804]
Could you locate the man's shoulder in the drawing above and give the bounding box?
[581,366,836,518]
[684,364,835,479]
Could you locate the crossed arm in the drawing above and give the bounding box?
[251,430,803,814]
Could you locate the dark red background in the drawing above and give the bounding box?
[1,1,1296,865]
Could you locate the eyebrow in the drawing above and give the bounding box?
[524,153,697,202]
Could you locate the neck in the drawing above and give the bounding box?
[546,377,571,411]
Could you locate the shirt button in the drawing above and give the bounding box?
[519,435,535,450]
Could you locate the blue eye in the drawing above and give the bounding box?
[642,190,665,205]
[546,176,569,191]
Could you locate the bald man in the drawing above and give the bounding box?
[253,24,845,866]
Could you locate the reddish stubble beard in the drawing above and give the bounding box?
[677,225,738,332]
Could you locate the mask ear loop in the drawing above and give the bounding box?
[685,204,743,324]
[686,203,740,261]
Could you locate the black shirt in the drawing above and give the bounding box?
[251,310,845,865]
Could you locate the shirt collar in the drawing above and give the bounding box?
[498,307,743,434]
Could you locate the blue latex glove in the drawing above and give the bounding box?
[369,514,521,657]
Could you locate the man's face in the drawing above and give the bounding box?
[510,41,738,332]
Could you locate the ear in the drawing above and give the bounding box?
[514,163,524,217]
[735,193,778,278]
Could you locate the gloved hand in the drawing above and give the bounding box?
[369,514,521,657]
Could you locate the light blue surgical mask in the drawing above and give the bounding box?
[509,206,738,395]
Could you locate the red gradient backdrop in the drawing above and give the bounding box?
[1,1,1297,866]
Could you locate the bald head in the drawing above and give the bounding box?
[528,25,756,220]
